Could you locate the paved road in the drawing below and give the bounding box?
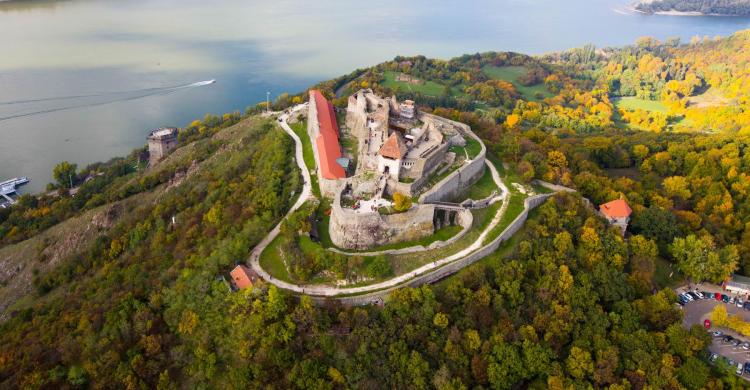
[248,105,516,298]
[679,286,750,379]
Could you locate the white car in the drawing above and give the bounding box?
[681,293,694,301]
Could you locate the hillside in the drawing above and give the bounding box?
[3,32,750,388]
[635,0,750,15]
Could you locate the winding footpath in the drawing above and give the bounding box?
[248,104,512,299]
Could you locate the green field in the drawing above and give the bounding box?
[613,97,668,113]
[481,65,553,101]
[449,136,482,161]
[457,167,497,201]
[382,71,447,96]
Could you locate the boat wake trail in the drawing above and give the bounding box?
[0,80,215,123]
[0,80,215,106]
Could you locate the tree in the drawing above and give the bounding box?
[566,346,593,380]
[677,357,710,390]
[393,192,412,212]
[366,255,392,278]
[663,176,691,201]
[631,206,680,253]
[53,161,77,188]
[505,114,520,129]
[632,144,649,163]
[670,234,739,283]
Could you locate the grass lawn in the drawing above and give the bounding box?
[388,202,501,274]
[613,97,668,113]
[457,167,497,201]
[382,71,447,96]
[464,136,483,159]
[483,192,526,245]
[481,65,553,101]
[654,257,685,289]
[289,121,315,171]
[259,235,293,283]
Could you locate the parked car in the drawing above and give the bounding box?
[710,353,719,363]
[716,292,723,301]
[705,319,712,329]
[688,291,700,300]
[730,297,736,305]
[742,342,749,350]
[744,302,750,310]
[712,330,724,337]
[731,339,741,347]
[723,336,735,343]
[738,299,745,307]
[723,294,731,303]
[737,362,744,375]
[744,362,750,374]
[702,291,712,299]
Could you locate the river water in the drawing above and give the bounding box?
[1,0,749,193]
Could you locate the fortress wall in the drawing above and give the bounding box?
[418,115,487,204]
[329,184,436,250]
[310,193,556,306]
[418,151,485,203]
[406,193,553,287]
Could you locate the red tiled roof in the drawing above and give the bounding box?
[599,199,632,218]
[310,90,346,179]
[379,132,407,160]
[231,265,258,290]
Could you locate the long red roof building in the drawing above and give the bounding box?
[310,90,346,179]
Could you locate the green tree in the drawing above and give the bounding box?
[677,357,710,390]
[366,255,393,278]
[53,161,77,188]
[671,234,739,283]
[566,346,594,380]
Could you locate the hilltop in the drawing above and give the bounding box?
[3,31,750,388]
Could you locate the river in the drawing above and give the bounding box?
[1,0,749,193]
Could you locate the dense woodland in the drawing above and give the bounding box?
[635,0,750,15]
[2,31,750,387]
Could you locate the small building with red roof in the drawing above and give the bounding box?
[598,198,632,235]
[230,264,259,291]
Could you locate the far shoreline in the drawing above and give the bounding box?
[627,3,750,17]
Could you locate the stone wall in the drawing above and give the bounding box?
[417,114,486,204]
[311,193,556,306]
[329,184,436,250]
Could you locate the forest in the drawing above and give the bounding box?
[635,0,750,15]
[2,30,750,388]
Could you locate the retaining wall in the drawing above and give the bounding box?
[312,193,555,306]
[329,184,436,250]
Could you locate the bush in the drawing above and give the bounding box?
[393,192,412,212]
[366,255,392,278]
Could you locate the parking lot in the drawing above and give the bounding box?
[678,285,750,378]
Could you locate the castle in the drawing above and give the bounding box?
[306,89,486,250]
